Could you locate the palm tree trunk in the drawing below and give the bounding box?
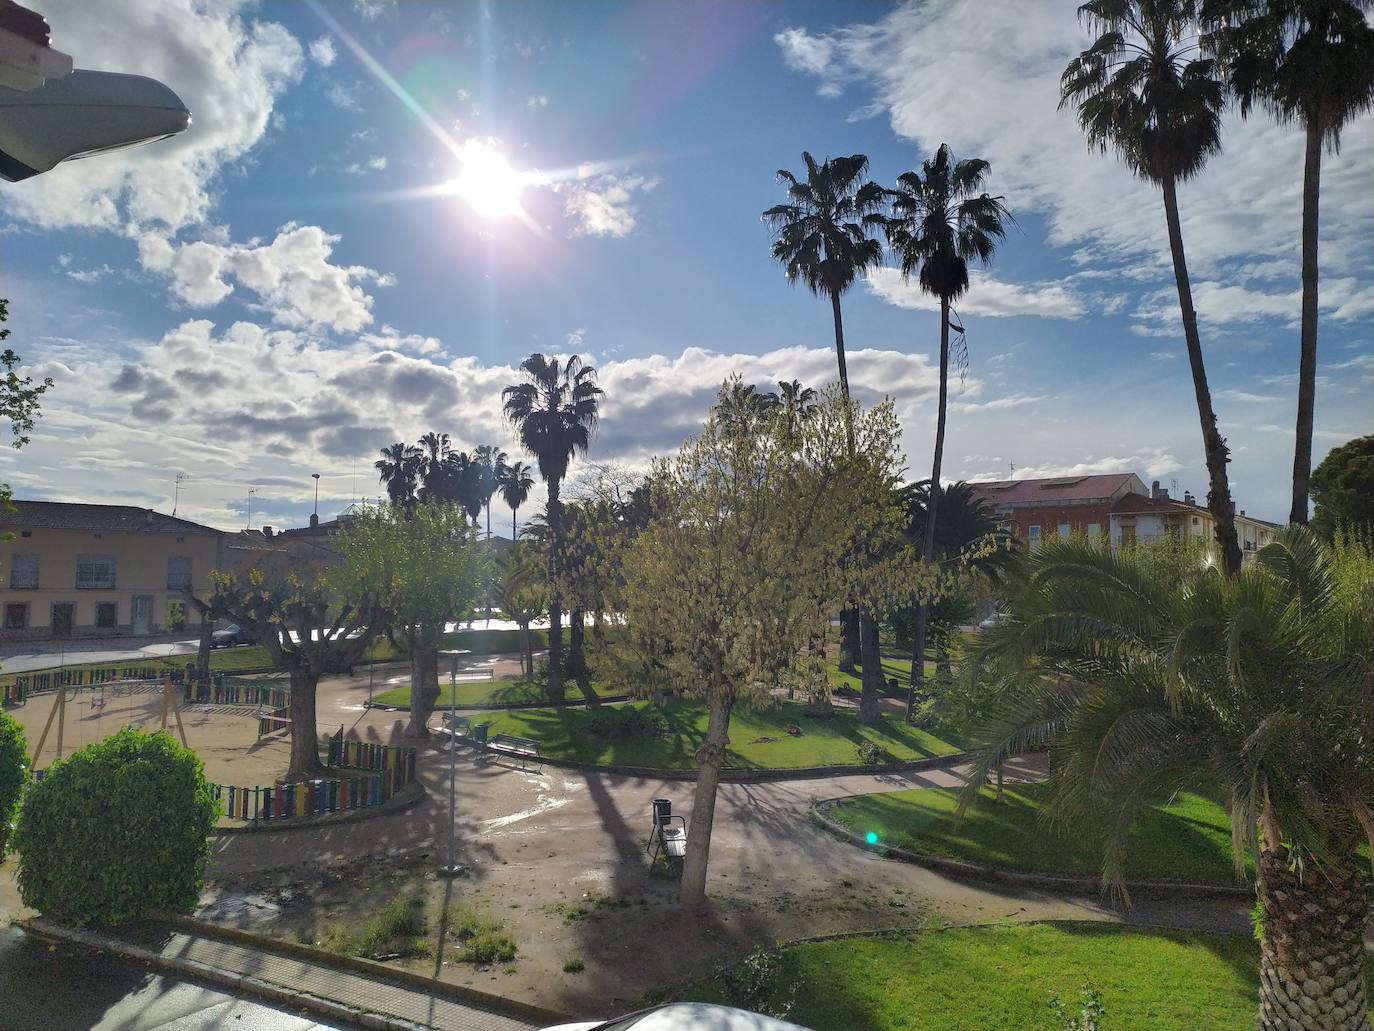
[1290,122,1322,526]
[829,287,863,674]
[857,611,882,724]
[679,687,733,905]
[829,290,854,449]
[286,669,327,781]
[1256,845,1369,1030]
[545,480,564,703]
[512,504,518,541]
[907,297,950,722]
[839,610,860,674]
[1160,174,1243,574]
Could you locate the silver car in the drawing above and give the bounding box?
[545,1003,813,1031]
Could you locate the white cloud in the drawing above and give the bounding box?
[2,0,303,232]
[774,27,844,96]
[140,223,387,334]
[353,0,395,21]
[1216,389,1284,403]
[866,267,1087,319]
[950,393,1051,413]
[343,156,389,175]
[562,173,661,238]
[567,328,586,348]
[326,82,362,112]
[309,36,337,67]
[527,95,549,109]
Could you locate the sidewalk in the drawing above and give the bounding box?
[25,916,555,1031]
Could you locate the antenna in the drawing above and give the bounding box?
[1009,459,1016,476]
[1171,477,1180,497]
[172,471,187,515]
[245,488,257,530]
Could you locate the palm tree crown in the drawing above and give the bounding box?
[762,153,887,300]
[501,354,603,486]
[498,459,535,538]
[375,442,421,506]
[1060,0,1226,185]
[884,144,1013,304]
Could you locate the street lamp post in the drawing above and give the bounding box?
[438,649,466,878]
[312,472,321,517]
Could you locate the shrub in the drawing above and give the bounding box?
[451,907,518,964]
[712,946,797,1019]
[318,896,428,959]
[854,740,890,766]
[0,710,27,859]
[586,705,667,741]
[14,727,220,925]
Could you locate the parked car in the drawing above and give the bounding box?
[977,611,1009,631]
[210,623,256,648]
[544,1003,813,1031]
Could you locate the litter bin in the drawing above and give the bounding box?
[471,722,489,746]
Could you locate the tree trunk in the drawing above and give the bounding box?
[512,504,518,541]
[1160,175,1243,575]
[995,761,1004,804]
[838,608,860,674]
[1290,121,1322,527]
[286,669,327,781]
[195,615,213,680]
[406,646,440,737]
[569,610,585,678]
[857,610,882,724]
[828,290,855,453]
[522,623,533,678]
[679,689,733,905]
[908,297,949,722]
[1256,845,1370,1030]
[545,480,564,703]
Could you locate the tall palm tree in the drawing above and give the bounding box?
[374,442,421,508]
[1061,0,1243,573]
[884,144,1012,718]
[499,460,535,540]
[502,353,603,702]
[416,431,451,503]
[444,451,484,525]
[1203,0,1374,525]
[474,444,508,539]
[762,153,886,444]
[773,378,818,437]
[969,530,1374,1030]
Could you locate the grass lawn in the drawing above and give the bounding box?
[684,923,1335,1030]
[828,782,1250,886]
[371,678,549,709]
[472,697,959,770]
[826,657,934,697]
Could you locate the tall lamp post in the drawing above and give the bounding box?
[437,648,466,878]
[311,472,321,517]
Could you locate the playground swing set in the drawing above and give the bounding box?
[28,672,189,770]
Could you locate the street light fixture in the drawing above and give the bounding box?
[0,4,189,181]
[312,473,321,518]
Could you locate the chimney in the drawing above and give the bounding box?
[309,513,320,529]
[262,525,273,538]
[1151,480,1168,500]
[1183,491,1195,506]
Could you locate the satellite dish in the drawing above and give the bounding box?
[0,69,189,181]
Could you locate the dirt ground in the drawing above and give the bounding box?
[0,663,1253,1019]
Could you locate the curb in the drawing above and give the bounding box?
[808,798,1253,900]
[155,913,567,1025]
[22,917,433,1031]
[213,781,429,836]
[503,748,972,783]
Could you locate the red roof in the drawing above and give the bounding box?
[1111,492,1199,516]
[968,473,1143,507]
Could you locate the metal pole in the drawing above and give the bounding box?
[439,651,465,877]
[366,638,375,708]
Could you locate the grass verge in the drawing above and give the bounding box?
[371,678,550,709]
[683,923,1360,1030]
[473,697,959,770]
[827,782,1250,885]
[313,896,430,960]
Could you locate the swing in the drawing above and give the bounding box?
[31,673,189,772]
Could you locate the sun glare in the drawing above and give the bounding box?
[450,141,525,220]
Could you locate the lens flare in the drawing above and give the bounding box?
[865,831,879,846]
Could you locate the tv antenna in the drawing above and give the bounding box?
[172,471,187,515]
[245,488,257,530]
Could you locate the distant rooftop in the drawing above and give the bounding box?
[968,472,1143,506]
[0,499,220,534]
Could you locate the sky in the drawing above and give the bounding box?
[1,0,1369,531]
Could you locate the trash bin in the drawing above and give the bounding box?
[471,722,489,746]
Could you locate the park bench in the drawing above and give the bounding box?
[487,733,541,771]
[440,712,472,738]
[644,797,687,877]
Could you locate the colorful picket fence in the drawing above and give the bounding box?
[214,740,418,827]
[325,737,418,783]
[256,704,292,741]
[184,677,288,709]
[5,665,171,705]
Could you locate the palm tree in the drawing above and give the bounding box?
[444,451,484,525]
[416,431,451,503]
[968,530,1374,1029]
[773,379,818,438]
[375,442,421,508]
[474,444,508,539]
[502,353,603,702]
[762,153,886,444]
[1061,0,1243,573]
[494,553,547,677]
[499,460,535,540]
[1203,0,1374,525]
[884,144,1013,718]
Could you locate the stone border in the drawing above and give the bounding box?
[213,780,428,836]
[808,797,1253,899]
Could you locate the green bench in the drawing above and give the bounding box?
[440,713,471,738]
[488,733,541,771]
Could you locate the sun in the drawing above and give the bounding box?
[450,141,525,220]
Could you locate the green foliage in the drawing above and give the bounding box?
[853,740,889,767]
[562,957,585,973]
[711,946,798,1020]
[1049,985,1106,1031]
[0,298,54,521]
[164,602,187,632]
[318,896,428,959]
[0,710,27,858]
[15,728,220,925]
[450,907,518,964]
[585,705,667,741]
[1310,435,1374,539]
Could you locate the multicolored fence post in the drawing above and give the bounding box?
[6,665,178,704]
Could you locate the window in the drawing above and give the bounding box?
[1086,523,1101,539]
[4,603,28,630]
[50,603,74,637]
[95,602,118,629]
[1191,516,1200,527]
[1122,524,1137,546]
[9,552,38,589]
[75,554,116,589]
[1058,523,1071,539]
[1027,525,1041,548]
[92,533,102,540]
[167,555,193,590]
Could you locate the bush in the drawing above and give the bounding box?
[0,710,27,859]
[318,896,428,959]
[712,946,797,1019]
[14,727,220,925]
[451,907,518,964]
[854,740,890,766]
[586,705,667,741]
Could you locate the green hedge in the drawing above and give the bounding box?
[0,710,26,858]
[15,728,221,925]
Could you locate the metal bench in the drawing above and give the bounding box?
[645,797,687,877]
[440,712,472,738]
[487,733,541,771]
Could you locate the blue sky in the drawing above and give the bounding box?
[2,0,1370,529]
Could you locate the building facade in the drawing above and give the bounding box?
[1110,482,1279,561]
[968,473,1149,549]
[0,501,224,641]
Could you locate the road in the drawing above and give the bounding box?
[0,637,201,673]
[0,925,346,1031]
